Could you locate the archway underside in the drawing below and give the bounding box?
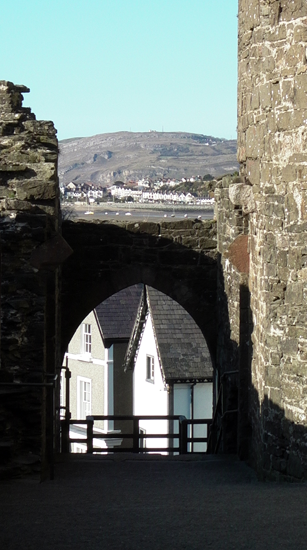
[61,219,218,361]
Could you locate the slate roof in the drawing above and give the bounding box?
[95,284,143,343]
[146,286,212,381]
[122,286,212,381]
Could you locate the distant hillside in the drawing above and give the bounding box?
[59,131,238,186]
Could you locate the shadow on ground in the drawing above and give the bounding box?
[1,455,306,550]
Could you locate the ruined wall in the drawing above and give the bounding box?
[237,1,307,478]
[215,176,250,455]
[61,218,218,358]
[0,81,62,476]
[3,0,307,480]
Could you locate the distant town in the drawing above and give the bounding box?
[60,174,218,207]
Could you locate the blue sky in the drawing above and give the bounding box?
[1,0,238,141]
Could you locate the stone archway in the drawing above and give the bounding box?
[61,217,218,362]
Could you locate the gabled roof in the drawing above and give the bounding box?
[124,285,212,382]
[146,287,212,381]
[95,284,143,345]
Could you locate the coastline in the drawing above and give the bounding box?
[65,201,215,213]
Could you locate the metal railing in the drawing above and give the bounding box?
[61,415,212,455]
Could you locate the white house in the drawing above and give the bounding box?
[124,286,213,453]
[62,284,212,454]
[62,285,143,452]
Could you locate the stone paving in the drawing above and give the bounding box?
[1,454,307,549]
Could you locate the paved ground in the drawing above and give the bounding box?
[1,454,307,550]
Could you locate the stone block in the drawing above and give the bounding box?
[281,338,298,355]
[266,216,283,231]
[263,184,275,195]
[251,88,260,110]
[294,24,307,43]
[246,123,265,158]
[259,82,272,109]
[197,237,217,250]
[282,79,294,103]
[298,267,307,280]
[16,180,57,201]
[277,111,295,132]
[285,44,306,67]
[285,192,299,223]
[294,74,307,108]
[285,282,304,305]
[261,161,273,184]
[270,387,283,407]
[288,249,301,269]
[276,250,288,268]
[229,183,256,214]
[281,2,307,22]
[246,158,260,186]
[264,56,276,72]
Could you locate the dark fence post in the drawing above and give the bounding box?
[133,417,139,453]
[49,381,55,480]
[179,416,187,454]
[87,416,94,454]
[182,419,188,454]
[61,419,70,454]
[65,367,71,421]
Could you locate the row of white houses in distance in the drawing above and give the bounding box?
[109,187,214,206]
[60,180,214,206]
[62,285,213,454]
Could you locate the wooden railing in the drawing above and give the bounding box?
[61,415,212,455]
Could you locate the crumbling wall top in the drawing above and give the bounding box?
[0,81,59,214]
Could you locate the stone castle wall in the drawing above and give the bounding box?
[0,81,62,476]
[2,1,307,479]
[236,1,307,478]
[215,175,250,455]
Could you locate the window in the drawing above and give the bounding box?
[77,376,91,419]
[146,355,154,382]
[82,323,92,355]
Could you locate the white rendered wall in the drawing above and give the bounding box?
[193,382,213,452]
[133,314,168,452]
[104,346,114,431]
[173,384,191,451]
[173,382,213,452]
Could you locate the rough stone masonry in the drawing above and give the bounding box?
[215,0,307,479]
[0,81,70,476]
[2,0,307,480]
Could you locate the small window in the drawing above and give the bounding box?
[82,323,92,355]
[78,377,91,419]
[146,355,154,382]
